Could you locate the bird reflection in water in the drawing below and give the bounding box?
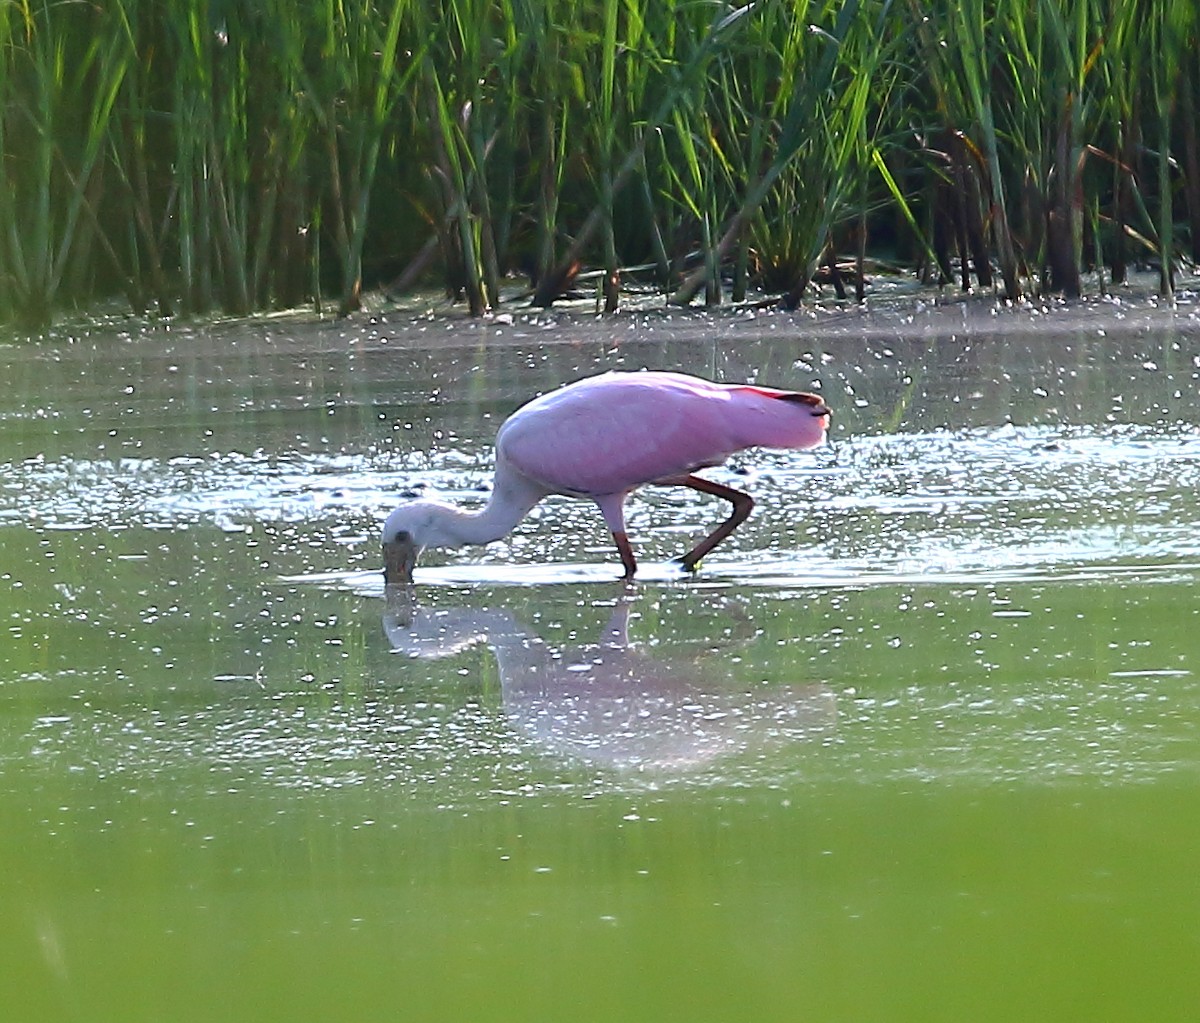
[382,593,835,774]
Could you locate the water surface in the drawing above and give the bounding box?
[2,299,1199,1021]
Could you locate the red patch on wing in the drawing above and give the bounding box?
[734,385,826,408]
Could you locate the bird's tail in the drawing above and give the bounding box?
[729,386,831,450]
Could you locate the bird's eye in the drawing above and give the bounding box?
[394,529,412,543]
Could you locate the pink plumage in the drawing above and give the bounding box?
[498,372,827,498]
[382,370,831,582]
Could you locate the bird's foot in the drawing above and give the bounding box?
[674,555,701,574]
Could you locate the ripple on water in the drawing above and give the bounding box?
[3,421,1199,586]
[8,664,1196,801]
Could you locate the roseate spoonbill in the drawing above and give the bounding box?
[382,370,831,583]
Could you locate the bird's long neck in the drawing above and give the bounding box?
[444,494,533,546]
[436,463,546,548]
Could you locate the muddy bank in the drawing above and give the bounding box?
[6,272,1200,363]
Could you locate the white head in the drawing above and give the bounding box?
[381,499,462,585]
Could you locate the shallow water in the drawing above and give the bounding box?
[2,300,1200,1021]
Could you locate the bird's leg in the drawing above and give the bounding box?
[612,530,638,579]
[595,494,639,579]
[657,473,755,572]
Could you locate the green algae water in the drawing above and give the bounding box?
[2,301,1199,1022]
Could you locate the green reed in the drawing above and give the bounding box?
[1,0,1198,328]
[1144,0,1197,298]
[0,1,132,326]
